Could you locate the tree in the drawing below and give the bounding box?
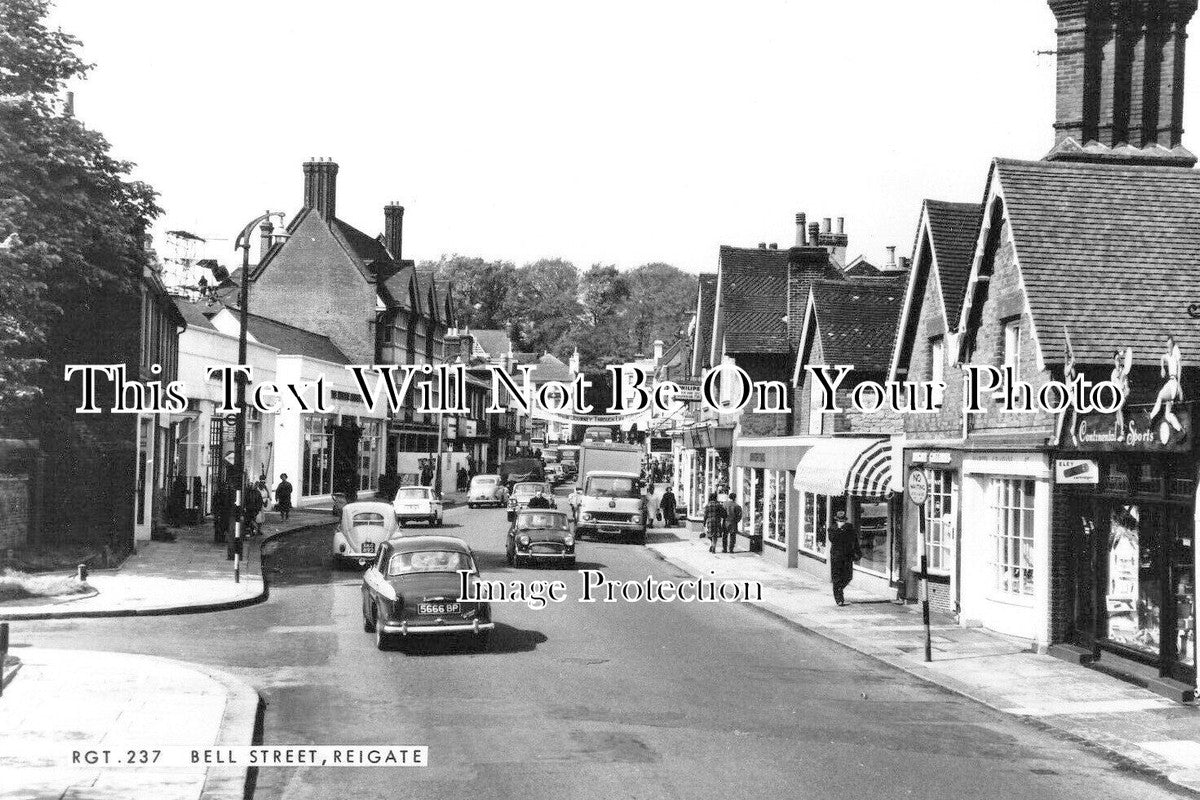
[625,262,697,355]
[503,258,581,358]
[0,0,160,436]
[421,254,516,332]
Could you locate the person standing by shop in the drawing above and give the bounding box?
[703,493,726,553]
[828,509,861,605]
[660,486,678,527]
[274,474,293,521]
[722,492,743,553]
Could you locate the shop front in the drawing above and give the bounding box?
[1056,403,1197,698]
[901,448,963,612]
[682,425,733,521]
[731,437,813,567]
[791,436,899,597]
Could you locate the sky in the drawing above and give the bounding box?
[47,0,1192,274]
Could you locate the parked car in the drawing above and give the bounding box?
[361,535,493,650]
[545,463,567,485]
[506,510,575,567]
[333,501,400,567]
[392,486,444,527]
[468,474,509,508]
[507,481,556,521]
[499,457,545,485]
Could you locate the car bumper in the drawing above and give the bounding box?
[517,550,575,559]
[395,512,437,522]
[380,620,495,636]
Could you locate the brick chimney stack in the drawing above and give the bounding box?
[303,158,339,220]
[1047,0,1198,163]
[384,202,405,260]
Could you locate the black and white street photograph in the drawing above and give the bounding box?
[5,1,1200,798]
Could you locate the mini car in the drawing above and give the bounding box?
[333,501,400,566]
[467,474,509,508]
[506,510,575,567]
[361,535,493,650]
[507,481,557,520]
[544,463,567,485]
[393,486,444,527]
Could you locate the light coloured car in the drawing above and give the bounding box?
[392,486,444,527]
[507,481,556,517]
[468,474,509,508]
[333,501,400,567]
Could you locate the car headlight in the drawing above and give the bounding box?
[629,514,640,522]
[517,534,531,546]
[563,536,574,546]
[581,512,593,522]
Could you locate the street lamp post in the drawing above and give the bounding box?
[230,211,285,583]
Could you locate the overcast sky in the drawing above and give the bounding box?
[50,0,1193,274]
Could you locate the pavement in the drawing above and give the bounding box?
[0,510,329,621]
[647,523,1200,794]
[0,648,260,800]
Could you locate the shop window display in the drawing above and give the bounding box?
[1106,505,1160,656]
[802,492,827,555]
[991,478,1035,596]
[855,499,888,574]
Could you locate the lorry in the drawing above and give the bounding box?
[573,442,646,543]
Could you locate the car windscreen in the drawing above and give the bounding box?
[394,488,430,500]
[513,483,543,494]
[586,476,637,498]
[387,550,472,576]
[352,512,386,525]
[517,513,568,530]
[472,477,497,485]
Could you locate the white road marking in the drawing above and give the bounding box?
[1001,698,1175,716]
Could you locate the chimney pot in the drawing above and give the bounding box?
[795,212,807,246]
[758,242,767,249]
[836,217,845,234]
[768,243,778,250]
[303,158,339,220]
[808,222,821,246]
[384,203,405,261]
[822,218,832,234]
[887,245,897,268]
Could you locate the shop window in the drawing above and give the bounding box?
[924,470,954,573]
[1106,504,1160,657]
[764,470,786,545]
[856,499,888,574]
[303,416,334,497]
[358,421,383,492]
[1135,462,1164,496]
[1105,462,1129,494]
[990,478,1035,596]
[801,492,828,556]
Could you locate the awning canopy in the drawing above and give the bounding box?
[792,438,892,499]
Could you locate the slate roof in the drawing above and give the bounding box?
[692,274,718,375]
[925,200,982,325]
[810,280,904,371]
[989,158,1200,365]
[334,218,401,281]
[532,353,573,383]
[716,246,789,355]
[245,313,350,365]
[173,297,218,332]
[469,329,512,359]
[380,266,415,311]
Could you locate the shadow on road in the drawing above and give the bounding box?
[390,623,547,656]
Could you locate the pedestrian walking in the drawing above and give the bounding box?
[828,509,862,606]
[244,478,264,538]
[702,493,726,553]
[660,486,678,527]
[645,483,661,527]
[274,474,293,521]
[212,480,230,544]
[722,492,743,553]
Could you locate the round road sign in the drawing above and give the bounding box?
[907,468,929,506]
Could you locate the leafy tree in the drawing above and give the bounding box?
[503,258,581,358]
[421,254,515,333]
[0,0,159,436]
[625,262,697,355]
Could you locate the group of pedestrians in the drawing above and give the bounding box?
[212,472,294,559]
[701,491,744,554]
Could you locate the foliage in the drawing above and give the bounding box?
[0,0,160,436]
[625,262,697,356]
[421,254,516,334]
[503,258,581,356]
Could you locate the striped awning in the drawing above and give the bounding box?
[792,438,892,499]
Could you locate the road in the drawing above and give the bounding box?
[13,500,1187,800]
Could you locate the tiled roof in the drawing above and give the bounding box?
[993,158,1200,365]
[469,329,511,359]
[692,274,718,374]
[925,200,982,325]
[513,352,539,364]
[380,266,414,311]
[811,280,904,371]
[532,353,573,383]
[245,313,350,365]
[717,246,789,354]
[334,219,399,280]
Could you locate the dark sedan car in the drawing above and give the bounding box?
[506,510,576,567]
[361,535,494,650]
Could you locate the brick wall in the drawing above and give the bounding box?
[964,219,1056,437]
[903,263,964,440]
[252,212,378,364]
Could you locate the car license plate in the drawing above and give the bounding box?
[360,542,375,553]
[418,603,460,615]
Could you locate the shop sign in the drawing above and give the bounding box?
[461,419,478,437]
[907,468,929,506]
[911,451,927,463]
[912,451,951,464]
[1055,458,1099,484]
[1069,407,1191,452]
[674,382,702,402]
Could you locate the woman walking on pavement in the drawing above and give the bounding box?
[275,474,293,521]
[828,509,861,605]
[702,493,726,554]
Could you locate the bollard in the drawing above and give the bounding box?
[77,563,88,582]
[0,622,8,697]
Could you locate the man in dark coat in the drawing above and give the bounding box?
[275,474,293,521]
[702,493,726,553]
[660,487,678,527]
[527,488,554,509]
[721,492,743,553]
[828,509,862,605]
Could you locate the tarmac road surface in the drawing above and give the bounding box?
[14,500,1188,800]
